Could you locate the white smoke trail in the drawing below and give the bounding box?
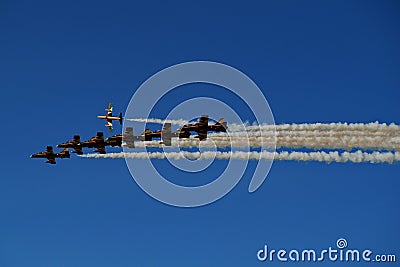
[126,118,188,125]
[210,129,399,138]
[208,135,400,150]
[80,150,400,164]
[231,121,400,132]
[127,118,400,133]
[124,119,400,151]
[128,135,400,151]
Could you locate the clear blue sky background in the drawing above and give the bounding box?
[1,1,399,266]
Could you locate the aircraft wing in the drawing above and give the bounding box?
[46,158,57,164]
[107,116,121,120]
[161,123,172,146]
[122,127,136,148]
[95,146,106,154]
[197,128,208,141]
[124,129,145,141]
[104,121,113,132]
[73,147,83,155]
[107,102,113,116]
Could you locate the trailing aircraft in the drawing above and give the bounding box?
[30,146,70,164]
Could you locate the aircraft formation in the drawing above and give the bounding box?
[30,103,228,164]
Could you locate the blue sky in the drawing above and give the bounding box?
[0,0,399,266]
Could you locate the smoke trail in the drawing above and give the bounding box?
[126,118,188,125]
[126,134,400,151]
[127,118,400,133]
[210,129,399,138]
[80,150,400,164]
[124,119,400,151]
[208,135,400,151]
[231,122,400,132]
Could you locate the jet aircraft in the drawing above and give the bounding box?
[57,135,83,155]
[30,146,70,164]
[129,123,176,146]
[97,103,123,132]
[178,115,227,140]
[81,132,107,154]
[106,127,136,148]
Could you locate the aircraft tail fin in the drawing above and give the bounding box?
[119,112,123,125]
[73,135,81,142]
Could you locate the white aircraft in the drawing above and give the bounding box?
[97,103,123,132]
